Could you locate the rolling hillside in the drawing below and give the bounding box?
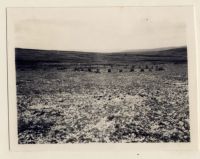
[15,47,187,65]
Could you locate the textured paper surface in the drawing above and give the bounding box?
[0,0,200,159]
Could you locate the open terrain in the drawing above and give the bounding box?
[16,47,190,144]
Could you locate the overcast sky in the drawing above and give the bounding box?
[10,7,188,52]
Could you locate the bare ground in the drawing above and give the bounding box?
[17,64,190,144]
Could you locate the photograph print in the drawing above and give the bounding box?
[12,7,190,144]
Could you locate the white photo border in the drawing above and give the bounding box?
[0,0,200,159]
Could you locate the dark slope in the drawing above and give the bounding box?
[15,47,187,65]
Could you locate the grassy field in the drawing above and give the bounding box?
[16,47,190,144]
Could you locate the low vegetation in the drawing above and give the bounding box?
[16,62,190,144]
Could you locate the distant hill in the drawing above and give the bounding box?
[15,47,187,65]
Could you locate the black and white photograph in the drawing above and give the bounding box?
[9,7,192,144]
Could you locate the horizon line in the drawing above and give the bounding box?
[15,45,187,54]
